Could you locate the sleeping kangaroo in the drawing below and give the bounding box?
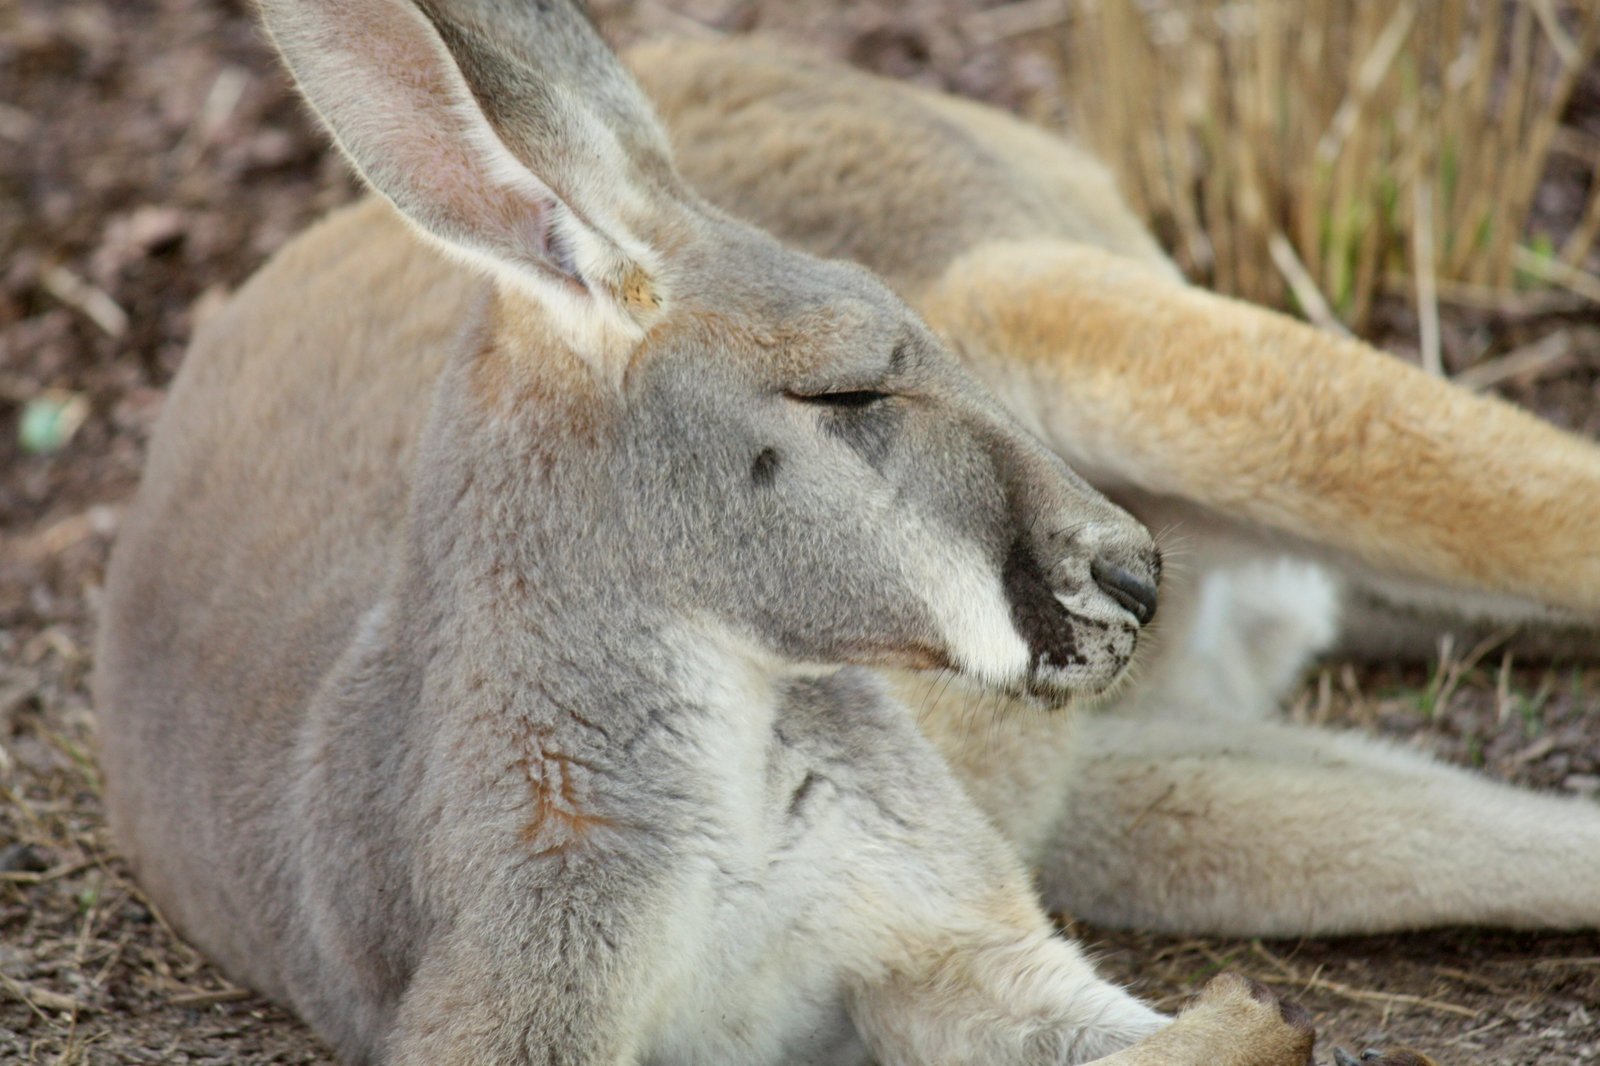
[94,0,1585,1062]
[92,0,1346,1063]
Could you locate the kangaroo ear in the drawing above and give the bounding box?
[258,0,680,370]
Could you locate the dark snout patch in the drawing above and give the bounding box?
[1001,538,1083,672]
[751,447,780,486]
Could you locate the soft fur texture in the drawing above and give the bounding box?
[91,4,1583,1063]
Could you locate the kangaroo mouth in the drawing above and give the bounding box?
[999,538,1136,705]
[1002,541,1084,676]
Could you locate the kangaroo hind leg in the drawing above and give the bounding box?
[1036,709,1600,937]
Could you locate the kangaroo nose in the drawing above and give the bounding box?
[1090,558,1158,625]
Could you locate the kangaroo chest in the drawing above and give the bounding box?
[633,670,920,1066]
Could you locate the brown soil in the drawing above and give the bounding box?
[2,1,1597,1063]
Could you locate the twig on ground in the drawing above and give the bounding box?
[1268,233,1349,336]
[0,971,87,1018]
[1429,629,1515,721]
[1431,966,1516,996]
[1514,246,1600,304]
[1248,941,1482,1019]
[173,66,249,171]
[1528,956,1600,969]
[1448,1016,1508,1048]
[1381,275,1591,316]
[169,987,255,1009]
[1413,175,1442,375]
[40,266,129,338]
[1,506,122,566]
[0,858,98,885]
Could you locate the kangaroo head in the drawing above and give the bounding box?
[261,0,1158,702]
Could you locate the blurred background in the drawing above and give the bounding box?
[2,1,1597,1063]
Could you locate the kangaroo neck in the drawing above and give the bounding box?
[392,498,783,754]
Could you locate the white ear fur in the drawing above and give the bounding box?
[259,0,665,373]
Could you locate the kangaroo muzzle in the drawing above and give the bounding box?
[988,422,1161,701]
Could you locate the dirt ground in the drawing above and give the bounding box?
[2,0,1599,1063]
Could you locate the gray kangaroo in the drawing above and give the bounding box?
[91,0,1356,1063]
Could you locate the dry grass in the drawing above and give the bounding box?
[1063,0,1600,357]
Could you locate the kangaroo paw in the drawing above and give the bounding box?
[1181,973,1316,1066]
[1089,971,1316,1065]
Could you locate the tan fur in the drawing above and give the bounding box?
[96,198,460,977]
[1091,975,1313,1066]
[922,241,1600,610]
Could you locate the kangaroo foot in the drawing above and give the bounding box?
[1090,971,1315,1065]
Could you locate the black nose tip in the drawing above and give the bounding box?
[1090,558,1158,625]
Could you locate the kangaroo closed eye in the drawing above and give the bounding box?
[790,390,890,408]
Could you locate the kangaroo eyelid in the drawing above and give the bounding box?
[787,390,889,409]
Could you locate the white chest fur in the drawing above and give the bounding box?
[632,631,885,1066]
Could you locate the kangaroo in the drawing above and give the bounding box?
[89,1,1372,1063]
[626,37,1600,939]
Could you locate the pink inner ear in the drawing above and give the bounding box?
[314,0,566,279]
